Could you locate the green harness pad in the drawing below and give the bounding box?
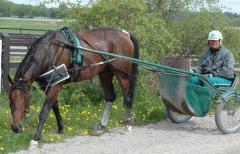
[58,27,83,65]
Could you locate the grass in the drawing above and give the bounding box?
[0,18,64,34]
[0,70,165,154]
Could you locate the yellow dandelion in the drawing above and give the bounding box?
[67,127,73,131]
[50,114,54,118]
[36,108,41,113]
[47,125,52,128]
[112,105,118,110]
[82,130,88,135]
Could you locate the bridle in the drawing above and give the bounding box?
[10,79,30,114]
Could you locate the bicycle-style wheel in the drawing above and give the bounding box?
[215,94,240,134]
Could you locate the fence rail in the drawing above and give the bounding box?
[0,27,48,35]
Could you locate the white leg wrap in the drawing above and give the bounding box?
[101,101,113,126]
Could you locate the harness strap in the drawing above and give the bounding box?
[58,27,83,65]
[79,35,109,62]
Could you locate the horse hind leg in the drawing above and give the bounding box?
[115,73,136,132]
[97,70,116,132]
[52,100,64,134]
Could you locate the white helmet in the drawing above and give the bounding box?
[208,30,223,40]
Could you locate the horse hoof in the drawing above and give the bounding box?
[58,130,64,134]
[125,125,132,133]
[29,140,38,149]
[92,123,107,135]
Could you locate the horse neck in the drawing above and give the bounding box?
[15,49,49,84]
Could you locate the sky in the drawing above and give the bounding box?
[219,0,240,13]
[8,0,240,14]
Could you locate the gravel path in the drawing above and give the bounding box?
[13,116,240,154]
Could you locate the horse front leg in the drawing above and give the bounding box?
[32,86,61,142]
[52,100,64,134]
[33,100,52,141]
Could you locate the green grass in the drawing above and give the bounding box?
[0,71,165,154]
[0,18,64,34]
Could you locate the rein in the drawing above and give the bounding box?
[56,39,137,77]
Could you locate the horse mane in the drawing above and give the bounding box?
[14,31,56,80]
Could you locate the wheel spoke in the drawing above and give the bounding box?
[217,96,240,133]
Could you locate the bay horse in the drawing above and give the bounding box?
[8,27,139,141]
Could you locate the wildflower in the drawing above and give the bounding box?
[47,125,52,129]
[82,130,88,135]
[67,127,73,131]
[112,105,118,110]
[0,147,4,151]
[36,108,41,113]
[50,114,54,118]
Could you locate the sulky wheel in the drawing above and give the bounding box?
[215,93,240,134]
[165,107,192,123]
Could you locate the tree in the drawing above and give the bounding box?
[141,0,232,56]
[223,28,240,61]
[66,0,178,60]
[169,9,229,56]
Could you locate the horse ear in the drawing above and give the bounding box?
[8,75,15,85]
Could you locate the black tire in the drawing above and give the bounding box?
[165,107,192,123]
[215,94,240,134]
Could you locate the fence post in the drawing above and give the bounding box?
[2,34,10,93]
[0,36,2,92]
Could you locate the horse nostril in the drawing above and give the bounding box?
[11,124,22,133]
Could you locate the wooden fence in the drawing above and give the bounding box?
[0,33,41,92]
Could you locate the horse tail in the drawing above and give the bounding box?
[127,34,139,108]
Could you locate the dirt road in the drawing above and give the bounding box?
[13,116,240,154]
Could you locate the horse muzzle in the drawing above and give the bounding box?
[11,124,22,133]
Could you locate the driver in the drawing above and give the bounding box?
[190,30,235,86]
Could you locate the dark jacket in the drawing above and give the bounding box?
[197,46,235,79]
